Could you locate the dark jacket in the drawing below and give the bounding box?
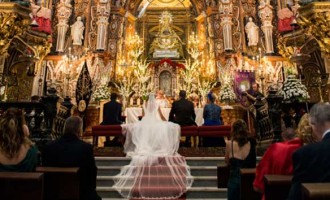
[169,98,196,126]
[101,100,122,125]
[287,133,330,200]
[42,134,101,200]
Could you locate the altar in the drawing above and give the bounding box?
[124,107,204,125]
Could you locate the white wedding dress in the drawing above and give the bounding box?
[113,94,193,199]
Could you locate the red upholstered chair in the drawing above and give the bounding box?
[180,126,199,137]
[92,125,123,147]
[198,125,231,147]
[197,125,231,137]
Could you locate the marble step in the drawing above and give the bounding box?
[97,186,227,199]
[97,175,217,187]
[95,157,225,167]
[97,166,217,177]
[102,198,227,200]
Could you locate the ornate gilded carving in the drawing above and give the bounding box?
[0,3,30,56]
[298,2,330,57]
[74,0,90,17]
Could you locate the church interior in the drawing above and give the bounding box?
[1,0,330,199]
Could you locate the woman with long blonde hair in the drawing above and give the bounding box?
[0,108,38,171]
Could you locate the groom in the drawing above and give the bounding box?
[169,90,196,147]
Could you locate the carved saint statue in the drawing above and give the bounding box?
[71,16,85,45]
[245,17,259,46]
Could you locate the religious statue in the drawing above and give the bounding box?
[245,17,259,46]
[71,16,85,45]
[149,11,184,58]
[56,0,72,52]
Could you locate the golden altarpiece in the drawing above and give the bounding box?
[1,0,330,131]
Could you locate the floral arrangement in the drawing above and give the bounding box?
[278,75,310,102]
[220,83,236,103]
[92,84,110,102]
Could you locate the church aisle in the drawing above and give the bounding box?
[95,157,227,199]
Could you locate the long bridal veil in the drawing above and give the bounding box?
[113,93,194,199]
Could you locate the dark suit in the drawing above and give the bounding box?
[169,98,196,126]
[287,133,330,200]
[42,134,101,200]
[101,100,122,125]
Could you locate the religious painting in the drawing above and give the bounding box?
[234,71,255,100]
[159,70,172,97]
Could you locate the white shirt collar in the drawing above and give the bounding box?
[322,129,330,139]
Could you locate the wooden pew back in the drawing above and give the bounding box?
[36,167,80,200]
[302,183,330,200]
[0,172,44,200]
[240,168,262,200]
[264,175,292,200]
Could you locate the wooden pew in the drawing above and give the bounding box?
[264,175,292,200]
[36,167,80,200]
[0,172,44,200]
[302,183,330,200]
[240,168,262,200]
[92,125,122,146]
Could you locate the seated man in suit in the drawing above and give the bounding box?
[253,128,303,200]
[169,90,196,146]
[42,116,101,200]
[287,103,330,200]
[101,93,123,146]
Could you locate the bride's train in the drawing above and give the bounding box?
[113,118,194,199]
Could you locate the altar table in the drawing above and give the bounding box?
[124,107,204,126]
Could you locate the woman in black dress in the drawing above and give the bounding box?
[225,119,256,200]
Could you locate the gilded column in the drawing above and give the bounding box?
[219,0,233,51]
[56,0,72,52]
[96,0,111,51]
[259,0,274,54]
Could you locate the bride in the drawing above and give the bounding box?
[113,93,194,199]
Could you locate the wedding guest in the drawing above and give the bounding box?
[296,113,317,144]
[155,89,169,108]
[253,128,303,200]
[169,90,196,147]
[225,119,256,200]
[101,93,123,146]
[203,92,222,126]
[202,92,224,146]
[43,116,101,200]
[287,103,330,200]
[0,108,38,171]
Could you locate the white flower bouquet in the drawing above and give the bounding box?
[278,75,310,102]
[92,84,110,102]
[220,84,236,103]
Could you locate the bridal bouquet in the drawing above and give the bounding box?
[92,84,110,102]
[220,84,236,103]
[278,75,310,102]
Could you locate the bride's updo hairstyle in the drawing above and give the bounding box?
[231,119,249,147]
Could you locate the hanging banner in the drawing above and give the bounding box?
[234,70,256,102]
